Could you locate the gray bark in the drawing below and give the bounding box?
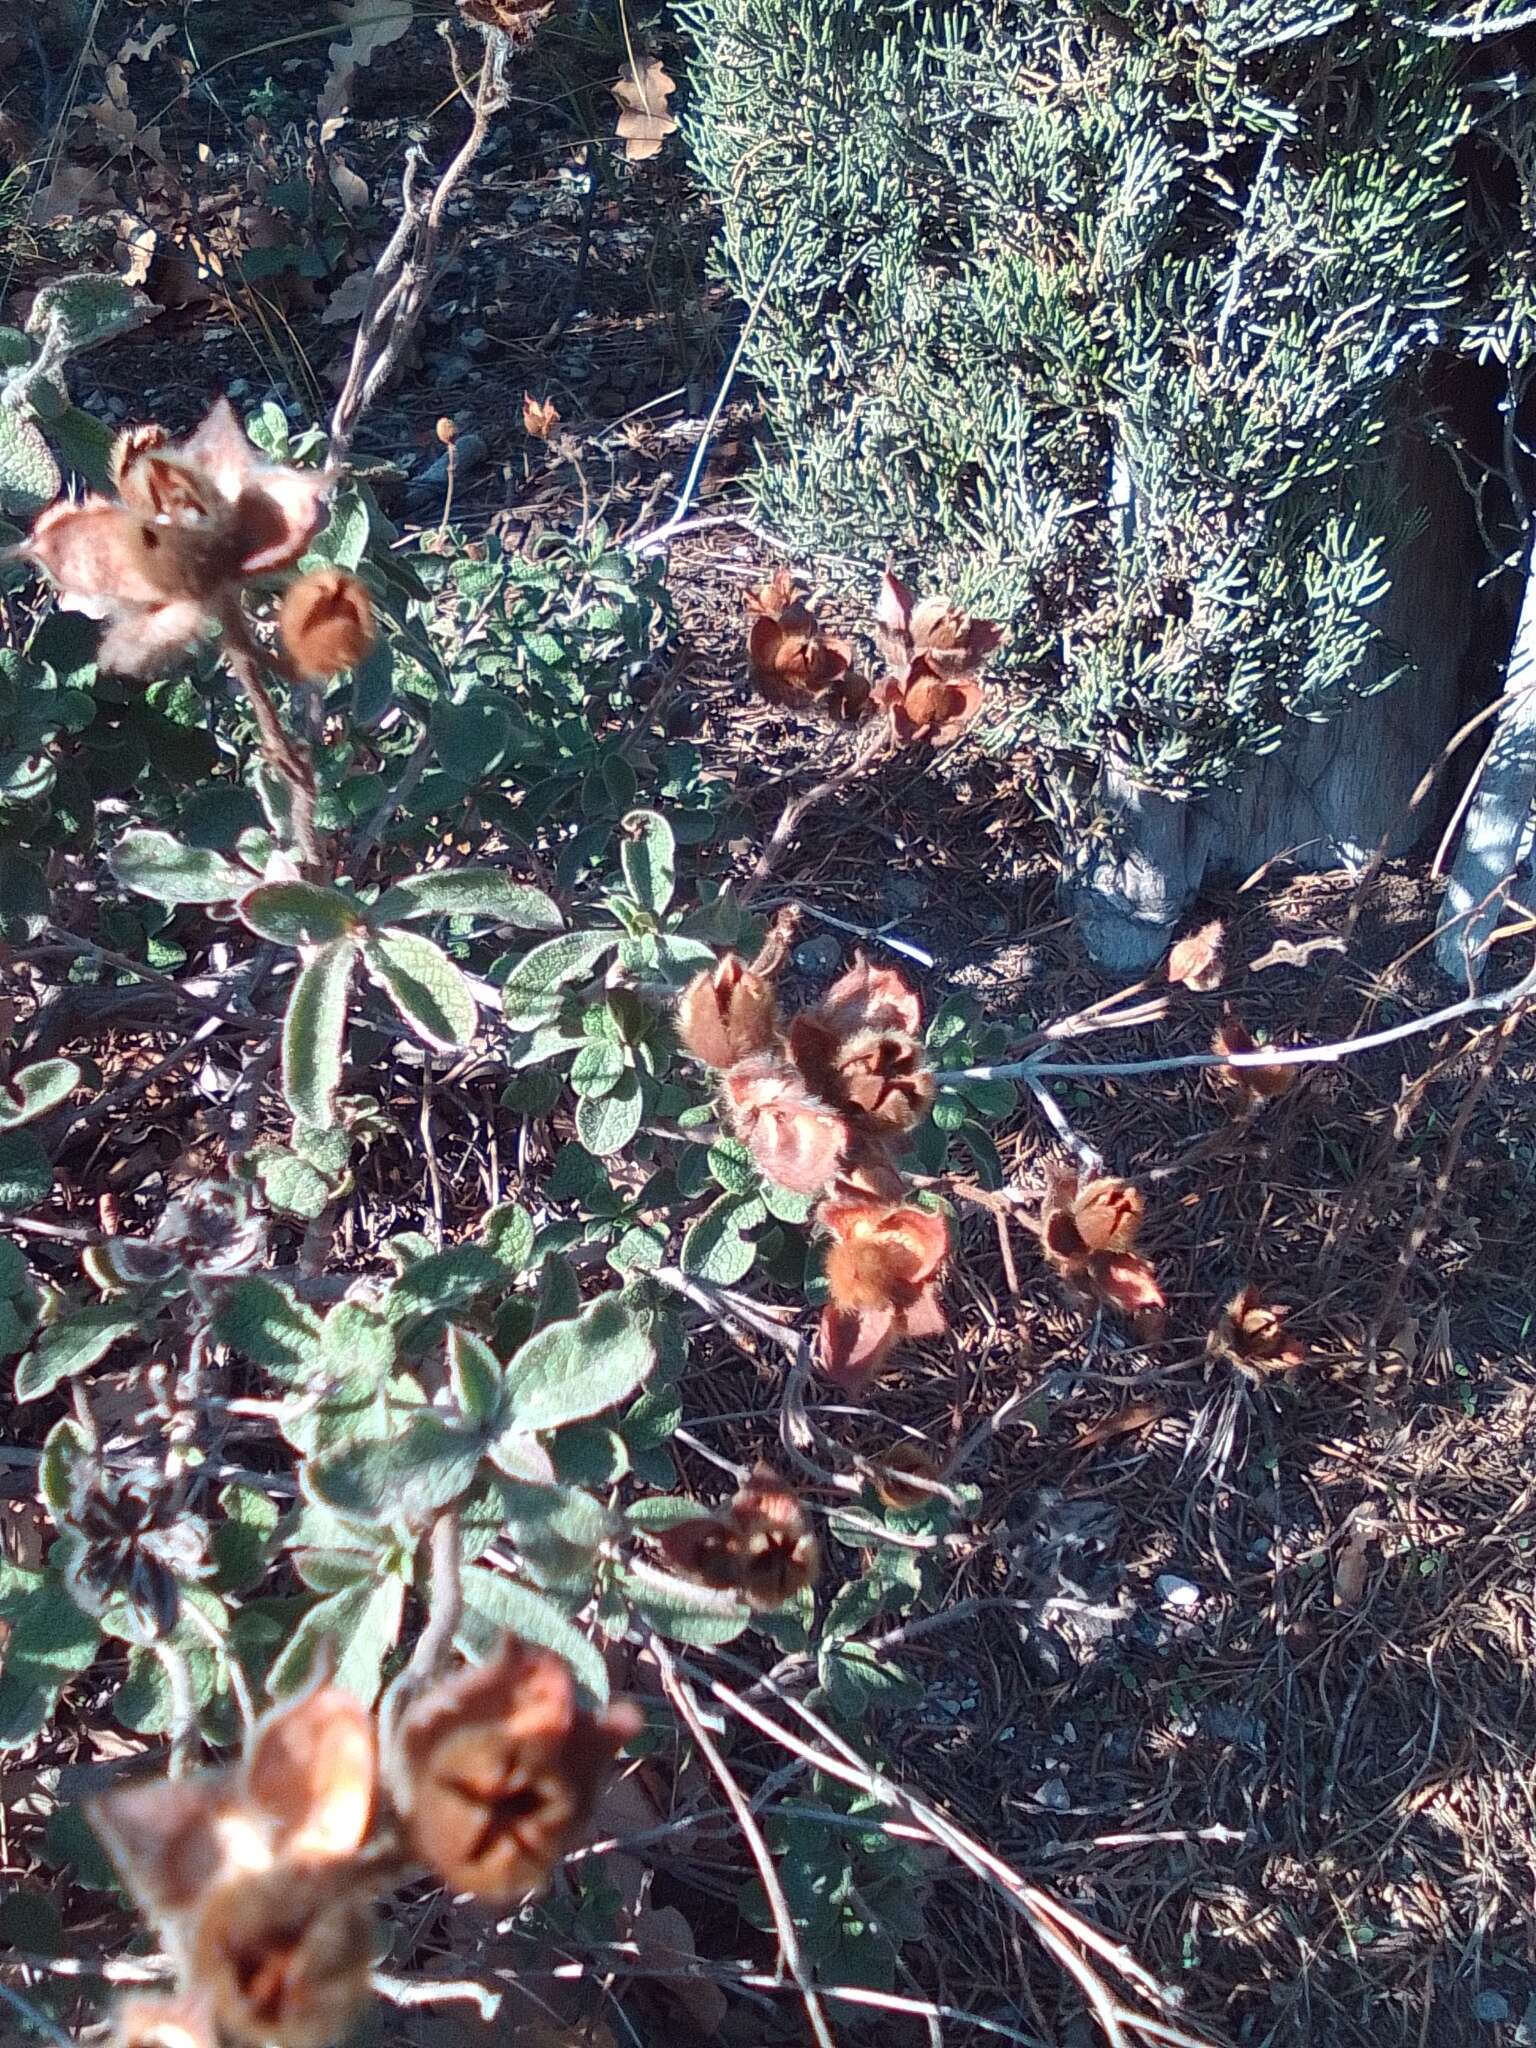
[1064,436,1481,974]
[1434,539,1536,986]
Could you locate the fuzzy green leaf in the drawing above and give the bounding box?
[373,869,563,930]
[247,1144,332,1220]
[15,1304,140,1402]
[481,1202,536,1273]
[363,928,478,1051]
[211,1277,324,1379]
[503,1295,653,1434]
[500,930,618,1028]
[267,1577,404,1705]
[306,1413,484,1525]
[620,809,676,917]
[681,1194,762,1285]
[282,937,355,1128]
[0,1570,101,1749]
[447,1327,505,1431]
[0,1058,81,1129]
[110,830,250,905]
[238,880,365,946]
[618,1559,750,1646]
[0,409,60,516]
[0,1131,50,1213]
[574,1070,643,1156]
[25,273,153,358]
[456,1565,610,1704]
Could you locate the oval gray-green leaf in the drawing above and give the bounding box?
[619,1559,750,1646]
[15,1304,141,1402]
[111,830,250,905]
[0,1058,81,1130]
[504,1295,653,1434]
[0,410,60,517]
[570,1039,626,1099]
[500,930,618,1028]
[620,810,676,918]
[680,1194,761,1285]
[363,929,478,1051]
[373,869,563,930]
[456,1565,609,1704]
[238,880,364,947]
[574,1070,643,1156]
[305,1413,484,1524]
[282,937,355,1128]
[268,1577,403,1705]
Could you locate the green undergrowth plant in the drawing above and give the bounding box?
[0,370,1067,2034]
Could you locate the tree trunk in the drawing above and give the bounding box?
[1434,538,1536,986]
[1063,436,1482,974]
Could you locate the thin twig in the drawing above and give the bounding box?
[936,961,1536,1085]
[649,1634,837,2048]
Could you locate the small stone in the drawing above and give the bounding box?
[1033,1777,1071,1812]
[793,934,843,976]
[883,870,926,914]
[1475,1991,1510,2024]
[1156,1573,1202,1610]
[414,431,489,488]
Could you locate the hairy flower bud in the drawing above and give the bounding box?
[277,569,376,680]
[676,953,778,1068]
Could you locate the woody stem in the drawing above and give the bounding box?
[739,725,896,907]
[219,605,321,873]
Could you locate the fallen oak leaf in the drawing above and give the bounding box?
[522,393,561,441]
[1165,918,1225,991]
[612,59,679,162]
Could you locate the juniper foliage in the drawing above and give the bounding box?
[682,0,1536,807]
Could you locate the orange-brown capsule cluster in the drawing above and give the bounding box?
[653,1465,819,1610]
[1039,1167,1166,1341]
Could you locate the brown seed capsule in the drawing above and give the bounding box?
[398,1637,641,1905]
[192,1868,376,2048]
[435,416,457,445]
[277,568,376,680]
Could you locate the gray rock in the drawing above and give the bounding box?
[792,933,844,976]
[1033,1777,1071,1812]
[1156,1572,1202,1610]
[1476,1992,1510,2024]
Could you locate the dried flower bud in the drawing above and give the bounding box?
[817,1198,949,1388]
[721,1053,849,1194]
[1211,1006,1294,1109]
[656,1467,818,1610]
[790,1016,934,1135]
[89,1674,376,1937]
[728,1464,819,1608]
[192,1869,376,2048]
[278,569,376,680]
[110,422,172,495]
[1211,1286,1305,1376]
[398,1637,641,1905]
[435,416,458,445]
[112,1991,218,2048]
[874,571,1003,680]
[676,954,779,1068]
[1083,1249,1167,1342]
[1039,1169,1143,1267]
[869,1441,945,1512]
[809,951,924,1038]
[876,658,984,747]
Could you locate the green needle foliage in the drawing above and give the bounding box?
[682,0,1536,806]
